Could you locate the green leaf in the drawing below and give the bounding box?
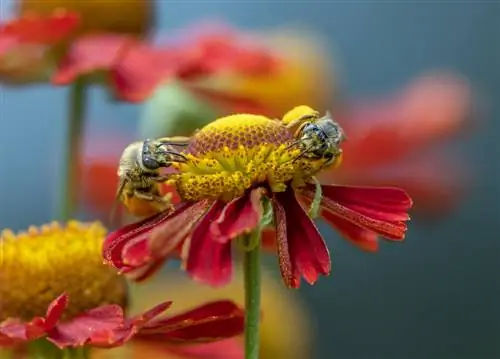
[138,81,219,138]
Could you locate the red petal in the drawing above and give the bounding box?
[320,210,379,252]
[103,203,194,270]
[138,301,244,342]
[47,305,125,348]
[0,10,79,44]
[164,338,243,359]
[273,189,331,288]
[148,200,210,262]
[186,201,233,286]
[336,72,472,171]
[0,293,68,346]
[111,44,179,102]
[210,188,264,243]
[53,34,131,85]
[270,196,297,288]
[306,184,413,241]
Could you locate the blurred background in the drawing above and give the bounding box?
[0,1,499,358]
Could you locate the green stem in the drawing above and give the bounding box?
[59,78,87,221]
[243,233,261,359]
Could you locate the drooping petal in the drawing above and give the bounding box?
[52,34,132,85]
[148,200,210,261]
[303,184,413,241]
[137,300,244,342]
[103,202,195,270]
[210,188,264,243]
[272,189,331,288]
[186,201,233,286]
[47,305,125,348]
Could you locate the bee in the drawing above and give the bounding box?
[284,106,346,168]
[110,136,190,224]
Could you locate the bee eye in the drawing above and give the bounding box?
[142,156,160,170]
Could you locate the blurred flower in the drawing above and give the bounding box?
[103,108,412,288]
[0,0,153,85]
[92,267,314,359]
[17,0,154,37]
[138,25,336,138]
[320,72,474,215]
[0,222,244,355]
[0,9,79,84]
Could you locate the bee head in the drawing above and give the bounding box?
[137,139,160,171]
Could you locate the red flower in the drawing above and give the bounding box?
[0,293,244,349]
[50,24,280,103]
[104,183,411,288]
[102,108,413,288]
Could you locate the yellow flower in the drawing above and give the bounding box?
[0,221,127,321]
[0,221,245,354]
[16,0,154,37]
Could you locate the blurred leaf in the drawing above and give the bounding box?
[138,81,218,138]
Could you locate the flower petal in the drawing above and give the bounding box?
[320,210,379,252]
[305,184,413,241]
[149,200,210,261]
[272,189,331,288]
[111,44,179,102]
[210,188,264,243]
[335,72,473,171]
[186,201,233,286]
[0,10,79,44]
[138,300,244,342]
[53,34,131,85]
[47,305,125,348]
[103,203,194,270]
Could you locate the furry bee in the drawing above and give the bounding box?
[284,106,346,168]
[110,136,190,223]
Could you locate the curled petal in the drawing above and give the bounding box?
[305,184,412,241]
[186,201,233,286]
[272,189,331,288]
[210,188,264,243]
[0,294,68,346]
[53,34,131,85]
[103,203,195,270]
[138,300,245,342]
[148,200,210,262]
[0,10,79,44]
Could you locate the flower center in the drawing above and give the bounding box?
[0,221,127,321]
[167,114,328,202]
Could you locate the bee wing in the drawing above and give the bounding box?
[156,136,191,147]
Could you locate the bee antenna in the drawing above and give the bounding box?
[165,151,188,162]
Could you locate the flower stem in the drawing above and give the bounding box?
[59,78,87,221]
[243,232,261,359]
